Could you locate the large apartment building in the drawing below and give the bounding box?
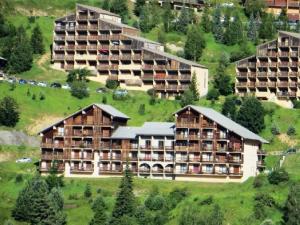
[51,4,208,98]
[265,0,300,22]
[39,104,267,182]
[235,31,300,103]
[157,0,205,11]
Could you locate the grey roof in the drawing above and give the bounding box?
[99,18,138,30]
[111,122,175,139]
[111,126,140,139]
[279,31,300,39]
[0,56,7,61]
[143,47,207,69]
[137,122,175,136]
[124,34,161,45]
[39,104,129,134]
[174,105,268,144]
[76,4,120,17]
[94,104,130,119]
[55,14,76,22]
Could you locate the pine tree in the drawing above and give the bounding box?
[134,0,145,16]
[84,183,92,198]
[236,96,265,133]
[214,59,232,96]
[184,25,206,62]
[189,72,199,101]
[222,95,238,120]
[111,164,135,224]
[90,196,108,225]
[259,13,276,40]
[139,5,152,33]
[49,188,64,211]
[31,25,45,54]
[283,184,300,225]
[247,13,257,42]
[0,96,19,127]
[277,8,289,31]
[224,13,243,45]
[7,26,33,73]
[180,89,194,107]
[162,0,173,32]
[110,0,128,22]
[176,6,191,34]
[200,4,211,32]
[102,0,110,11]
[212,7,223,43]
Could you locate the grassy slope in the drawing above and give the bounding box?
[0,146,299,225]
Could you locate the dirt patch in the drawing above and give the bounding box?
[26,115,63,135]
[37,53,50,71]
[278,133,298,147]
[166,43,183,53]
[0,153,12,162]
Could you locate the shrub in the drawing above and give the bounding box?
[106,80,119,89]
[15,174,23,183]
[167,187,188,209]
[175,95,181,100]
[0,96,20,127]
[199,195,213,205]
[292,100,300,109]
[84,183,92,198]
[102,96,107,104]
[31,94,36,100]
[9,83,16,91]
[180,89,194,107]
[68,193,79,200]
[39,92,45,100]
[271,123,280,135]
[112,92,129,101]
[253,174,267,188]
[287,126,296,136]
[206,88,220,101]
[145,195,165,211]
[254,193,275,207]
[147,88,155,97]
[268,168,289,185]
[138,104,145,115]
[254,201,266,219]
[26,89,31,96]
[70,81,89,99]
[149,96,156,105]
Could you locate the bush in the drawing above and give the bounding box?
[199,195,213,205]
[167,188,188,209]
[68,193,79,200]
[271,123,280,135]
[292,100,300,109]
[253,174,267,188]
[206,88,220,101]
[39,92,45,101]
[10,83,16,91]
[149,96,156,105]
[32,94,36,100]
[287,125,296,136]
[147,88,155,97]
[138,104,145,115]
[0,96,20,127]
[180,90,194,107]
[102,96,107,104]
[106,80,119,89]
[254,193,275,207]
[145,195,165,211]
[70,81,89,99]
[268,168,289,185]
[84,183,92,198]
[15,174,23,183]
[112,92,129,101]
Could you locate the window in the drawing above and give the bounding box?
[158,141,164,149]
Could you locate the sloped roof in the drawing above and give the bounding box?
[143,47,207,69]
[279,31,300,39]
[111,126,140,139]
[99,18,138,30]
[76,3,120,17]
[39,104,129,134]
[123,34,161,45]
[174,105,268,144]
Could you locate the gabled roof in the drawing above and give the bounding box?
[39,104,129,134]
[143,47,207,69]
[76,3,120,17]
[174,105,269,144]
[279,31,300,39]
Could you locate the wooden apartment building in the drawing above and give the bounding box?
[39,104,267,182]
[265,0,300,22]
[236,31,300,103]
[51,4,208,99]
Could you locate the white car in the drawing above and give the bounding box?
[62,84,71,90]
[16,158,32,163]
[37,81,47,87]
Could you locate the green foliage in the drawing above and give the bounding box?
[206,88,220,101]
[9,83,16,91]
[222,95,237,120]
[102,0,110,11]
[90,196,108,225]
[253,174,267,188]
[45,164,64,191]
[271,123,280,135]
[166,187,188,209]
[105,80,119,89]
[70,81,89,99]
[111,165,135,224]
[138,103,146,115]
[211,7,223,43]
[200,4,211,32]
[253,192,275,219]
[268,168,289,185]
[230,41,254,62]
[224,13,244,45]
[176,6,192,34]
[0,96,19,127]
[31,25,45,54]
[277,8,289,31]
[102,95,107,104]
[180,89,194,107]
[49,188,64,211]
[157,28,166,44]
[39,92,45,100]
[189,72,200,101]
[110,0,128,22]
[15,174,23,183]
[259,13,276,40]
[162,0,173,32]
[236,97,265,133]
[247,13,258,42]
[283,184,300,225]
[199,196,214,206]
[84,183,92,198]
[134,0,145,16]
[184,25,206,61]
[244,0,266,17]
[287,125,296,136]
[139,2,161,33]
[67,68,90,83]
[144,187,165,211]
[213,58,232,96]
[31,93,36,100]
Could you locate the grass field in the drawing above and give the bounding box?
[0,145,299,225]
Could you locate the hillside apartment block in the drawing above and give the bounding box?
[235,31,300,104]
[39,104,267,183]
[265,0,300,22]
[51,4,208,99]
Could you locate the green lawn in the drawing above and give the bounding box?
[0,145,299,225]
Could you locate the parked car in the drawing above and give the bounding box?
[16,157,32,163]
[96,87,108,93]
[114,89,128,96]
[37,81,47,87]
[28,80,37,85]
[62,84,71,90]
[7,77,17,83]
[50,82,62,88]
[19,79,27,84]
[286,148,297,154]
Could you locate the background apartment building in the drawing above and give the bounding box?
[236,31,300,104]
[265,0,300,22]
[52,4,208,98]
[39,104,267,182]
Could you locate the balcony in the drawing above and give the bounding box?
[278,62,289,67]
[176,134,188,140]
[257,72,268,77]
[237,72,248,77]
[175,146,188,151]
[53,55,65,60]
[235,82,248,88]
[277,82,288,88]
[277,92,296,98]
[141,75,154,80]
[54,35,65,41]
[88,25,98,30]
[139,157,151,161]
[176,122,199,128]
[202,134,214,139]
[64,65,74,70]
[71,167,94,172]
[255,82,268,88]
[140,146,151,151]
